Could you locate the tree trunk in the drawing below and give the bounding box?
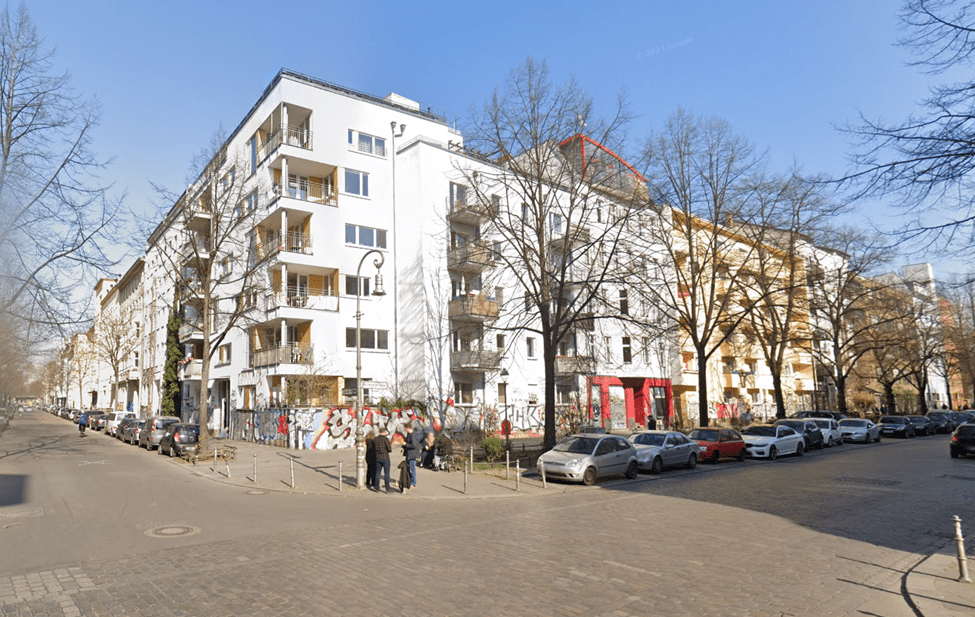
[696,349,709,428]
[916,371,929,415]
[542,337,557,449]
[771,370,786,419]
[883,382,896,414]
[835,373,849,415]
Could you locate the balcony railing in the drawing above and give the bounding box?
[550,223,591,248]
[257,125,313,160]
[181,360,202,380]
[446,196,494,225]
[448,242,494,272]
[555,356,593,375]
[448,295,499,321]
[450,349,502,371]
[251,344,313,368]
[272,178,336,206]
[265,288,339,312]
[178,322,204,342]
[262,231,313,256]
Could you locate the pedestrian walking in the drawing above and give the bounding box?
[646,414,657,430]
[373,426,392,493]
[365,431,376,488]
[403,424,422,489]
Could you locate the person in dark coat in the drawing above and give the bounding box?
[365,432,376,488]
[373,427,392,493]
[398,460,410,493]
[402,424,422,489]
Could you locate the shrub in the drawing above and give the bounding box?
[481,436,505,462]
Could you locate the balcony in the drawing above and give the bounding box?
[258,125,312,160]
[126,367,140,381]
[448,295,499,322]
[550,224,591,249]
[180,360,202,381]
[181,236,211,264]
[574,312,595,331]
[446,196,493,226]
[251,344,313,368]
[448,242,494,273]
[272,178,336,207]
[185,201,212,232]
[795,378,815,392]
[178,321,204,343]
[556,356,593,375]
[261,231,313,258]
[450,350,501,372]
[265,288,339,313]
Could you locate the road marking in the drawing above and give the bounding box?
[0,507,43,519]
[77,460,110,466]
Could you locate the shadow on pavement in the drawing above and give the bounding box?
[0,474,28,507]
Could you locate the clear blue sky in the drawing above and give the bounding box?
[28,0,960,276]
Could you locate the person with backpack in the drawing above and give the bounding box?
[78,411,88,436]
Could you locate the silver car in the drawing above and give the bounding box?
[627,430,699,473]
[537,434,639,485]
[810,418,843,447]
[139,416,179,450]
[838,418,881,443]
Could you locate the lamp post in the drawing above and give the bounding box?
[355,249,386,489]
[500,368,510,452]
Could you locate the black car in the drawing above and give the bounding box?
[116,417,139,441]
[773,419,825,450]
[925,412,954,434]
[950,423,975,458]
[879,416,915,438]
[905,415,932,436]
[951,411,975,426]
[159,423,200,458]
[87,412,108,431]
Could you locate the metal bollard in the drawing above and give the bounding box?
[338,460,343,492]
[253,454,257,483]
[470,445,474,470]
[506,450,510,480]
[290,455,295,489]
[540,459,546,489]
[226,459,230,479]
[464,461,469,494]
[953,515,972,583]
[213,448,218,473]
[516,459,521,492]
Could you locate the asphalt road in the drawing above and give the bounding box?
[1,409,973,616]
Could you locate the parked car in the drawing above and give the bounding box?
[774,419,825,450]
[93,414,109,431]
[537,434,639,485]
[791,410,848,421]
[116,417,137,441]
[742,425,804,460]
[925,412,954,434]
[809,418,843,447]
[105,411,135,437]
[139,416,180,450]
[576,424,607,434]
[838,418,881,443]
[879,416,915,438]
[949,423,975,459]
[687,427,746,463]
[121,420,144,444]
[951,411,975,427]
[159,423,200,458]
[905,416,932,436]
[627,430,699,473]
[87,412,107,431]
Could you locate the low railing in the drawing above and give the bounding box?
[446,196,494,221]
[250,344,313,368]
[272,179,336,206]
[178,322,203,340]
[261,231,313,256]
[448,295,499,320]
[181,360,202,380]
[448,242,493,270]
[555,356,593,375]
[265,288,339,312]
[257,125,313,159]
[450,349,502,371]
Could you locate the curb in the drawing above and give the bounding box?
[903,535,975,617]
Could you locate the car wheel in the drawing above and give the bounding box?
[712,450,721,464]
[769,446,778,461]
[686,453,697,469]
[874,434,881,443]
[625,461,638,479]
[736,449,746,462]
[796,442,805,457]
[951,450,959,459]
[816,438,824,450]
[650,457,664,474]
[582,466,597,486]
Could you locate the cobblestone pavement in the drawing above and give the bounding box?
[2,411,973,616]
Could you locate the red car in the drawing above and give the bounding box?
[688,427,747,463]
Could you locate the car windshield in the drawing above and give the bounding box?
[811,420,831,428]
[178,427,199,441]
[689,429,720,441]
[553,436,598,454]
[629,433,666,447]
[839,419,867,427]
[881,416,904,424]
[776,421,803,429]
[743,426,776,437]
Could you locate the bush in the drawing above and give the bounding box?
[481,436,505,462]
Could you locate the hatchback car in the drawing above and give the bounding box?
[116,417,139,441]
[139,416,180,450]
[742,425,804,459]
[905,415,932,436]
[159,423,200,458]
[809,418,843,447]
[687,427,746,463]
[628,430,700,473]
[87,412,107,431]
[537,434,639,485]
[121,420,144,444]
[879,416,915,438]
[105,411,135,437]
[949,423,975,459]
[774,419,825,450]
[838,418,881,443]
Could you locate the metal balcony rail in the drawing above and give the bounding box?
[445,196,495,219]
[448,295,500,320]
[450,349,502,370]
[257,125,313,159]
[250,343,313,367]
[262,231,313,256]
[448,242,494,268]
[271,179,337,206]
[265,288,339,312]
[178,321,204,339]
[181,360,202,379]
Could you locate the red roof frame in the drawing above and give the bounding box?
[558,133,648,183]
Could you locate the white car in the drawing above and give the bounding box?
[105,411,135,437]
[838,418,881,443]
[742,425,804,460]
[810,418,843,447]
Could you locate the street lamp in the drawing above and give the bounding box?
[500,368,510,452]
[355,249,386,489]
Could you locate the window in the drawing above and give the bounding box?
[643,337,651,363]
[249,138,257,173]
[496,334,506,352]
[619,289,628,315]
[349,130,386,157]
[221,168,235,193]
[345,224,387,248]
[622,337,632,364]
[220,257,232,276]
[498,382,507,405]
[526,337,536,359]
[493,241,503,261]
[604,336,612,362]
[524,293,531,310]
[218,344,231,365]
[549,213,562,235]
[345,328,389,350]
[454,382,474,405]
[521,203,529,219]
[345,169,369,196]
[450,182,467,207]
[556,386,572,405]
[133,351,139,369]
[345,275,371,296]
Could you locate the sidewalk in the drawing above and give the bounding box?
[905,536,975,617]
[168,438,561,499]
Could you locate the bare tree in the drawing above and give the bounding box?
[93,308,138,412]
[942,278,975,405]
[68,330,96,410]
[636,110,766,428]
[0,3,121,330]
[843,0,975,254]
[461,58,641,448]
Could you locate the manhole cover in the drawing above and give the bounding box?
[144,525,200,538]
[245,489,268,495]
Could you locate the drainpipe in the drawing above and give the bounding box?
[390,122,404,398]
